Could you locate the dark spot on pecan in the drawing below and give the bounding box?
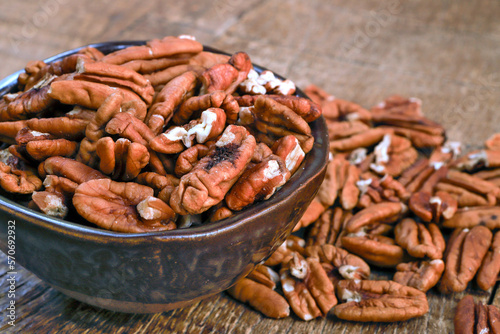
[491,215,498,220]
[204,143,239,171]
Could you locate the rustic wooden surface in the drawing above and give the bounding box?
[1,0,500,333]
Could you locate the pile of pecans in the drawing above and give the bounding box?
[0,35,322,232]
[228,85,500,327]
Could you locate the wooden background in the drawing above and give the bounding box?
[0,0,500,333]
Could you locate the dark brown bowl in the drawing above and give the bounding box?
[0,41,329,313]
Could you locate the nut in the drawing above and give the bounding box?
[394,218,445,260]
[454,295,500,334]
[476,230,500,290]
[393,259,444,292]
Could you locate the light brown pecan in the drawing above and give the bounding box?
[227,277,290,319]
[271,135,305,175]
[454,149,500,171]
[105,111,155,146]
[207,202,233,222]
[145,70,199,134]
[265,235,306,267]
[174,90,239,125]
[200,52,251,95]
[393,259,444,292]
[334,279,429,322]
[226,155,290,211]
[24,138,78,161]
[294,197,327,232]
[169,125,256,215]
[442,206,500,229]
[0,161,42,194]
[454,295,500,334]
[395,219,445,260]
[306,207,351,247]
[39,156,107,184]
[344,202,407,234]
[440,226,493,294]
[340,164,361,210]
[280,253,337,321]
[174,143,211,177]
[476,231,500,291]
[246,264,280,290]
[329,128,390,153]
[440,169,499,206]
[73,178,176,233]
[305,244,370,282]
[135,172,178,196]
[327,120,370,141]
[341,233,405,268]
[316,154,348,208]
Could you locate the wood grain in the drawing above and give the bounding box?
[0,0,500,333]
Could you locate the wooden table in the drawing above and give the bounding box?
[1,1,500,332]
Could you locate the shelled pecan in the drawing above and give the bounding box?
[394,218,445,260]
[393,259,444,292]
[454,295,500,334]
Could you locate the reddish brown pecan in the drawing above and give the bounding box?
[340,164,361,210]
[454,295,500,334]
[31,191,69,218]
[252,142,273,163]
[394,219,445,260]
[174,143,211,177]
[265,235,306,267]
[253,95,313,154]
[440,226,493,294]
[330,128,390,153]
[280,253,337,321]
[306,207,351,247]
[271,135,305,175]
[305,244,370,282]
[200,52,251,95]
[334,279,429,322]
[24,139,78,161]
[476,231,500,291]
[227,277,290,319]
[226,155,290,211]
[174,90,239,125]
[39,156,107,184]
[442,206,500,229]
[294,196,327,232]
[169,125,256,215]
[341,233,405,268]
[145,71,199,134]
[454,149,500,172]
[344,202,407,234]
[409,190,458,223]
[0,161,42,194]
[73,178,176,232]
[393,259,444,292]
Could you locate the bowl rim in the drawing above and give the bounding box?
[0,40,329,242]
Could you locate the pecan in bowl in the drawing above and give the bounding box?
[0,39,328,313]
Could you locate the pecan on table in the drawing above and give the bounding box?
[454,149,500,172]
[306,207,352,247]
[344,201,407,234]
[409,190,457,223]
[439,226,493,294]
[476,231,500,291]
[394,218,445,260]
[265,235,305,267]
[442,206,500,229]
[454,295,500,334]
[334,279,429,322]
[393,259,444,292]
[280,253,337,321]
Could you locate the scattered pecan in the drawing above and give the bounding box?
[344,202,407,234]
[476,231,500,291]
[306,207,351,247]
[329,128,389,153]
[334,279,429,322]
[280,253,337,321]
[294,197,327,232]
[454,149,500,171]
[393,259,444,292]
[305,244,370,282]
[440,226,492,294]
[409,190,457,223]
[227,277,290,319]
[454,295,500,334]
[442,206,500,229]
[265,235,306,267]
[394,219,445,260]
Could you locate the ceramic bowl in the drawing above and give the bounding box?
[0,41,329,313]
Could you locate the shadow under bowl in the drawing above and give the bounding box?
[0,41,329,313]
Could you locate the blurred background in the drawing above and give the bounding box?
[1,1,499,150]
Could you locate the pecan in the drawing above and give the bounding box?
[39,156,107,184]
[330,127,390,153]
[200,52,251,95]
[144,64,205,89]
[486,133,500,151]
[409,190,458,223]
[174,143,211,177]
[207,202,233,222]
[439,226,493,294]
[101,36,203,65]
[441,169,499,206]
[454,295,500,334]
[105,111,155,146]
[265,235,305,267]
[252,142,273,163]
[306,207,351,247]
[24,138,78,161]
[169,125,256,215]
[280,253,337,320]
[327,120,370,141]
[227,277,290,319]
[73,178,175,232]
[239,69,295,96]
[271,135,305,175]
[454,149,500,171]
[226,154,290,211]
[435,182,492,207]
[294,197,327,232]
[340,164,360,210]
[96,137,149,181]
[316,154,347,208]
[476,231,500,290]
[253,95,313,154]
[0,161,42,194]
[334,279,429,322]
[24,116,88,141]
[145,71,199,134]
[31,191,69,218]
[344,202,407,234]
[394,219,445,260]
[429,141,461,166]
[341,233,405,267]
[305,244,370,281]
[393,259,444,292]
[442,206,500,229]
[174,90,239,125]
[356,174,409,208]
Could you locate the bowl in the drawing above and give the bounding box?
[0,41,329,313]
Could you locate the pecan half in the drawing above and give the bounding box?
[439,226,493,294]
[73,178,176,232]
[393,259,444,292]
[265,235,306,267]
[409,190,458,223]
[454,295,500,334]
[341,233,405,268]
[280,253,337,321]
[344,202,407,234]
[271,135,305,175]
[169,125,256,214]
[394,219,445,260]
[306,207,351,247]
[476,231,500,290]
[0,161,42,194]
[334,280,429,322]
[442,206,500,229]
